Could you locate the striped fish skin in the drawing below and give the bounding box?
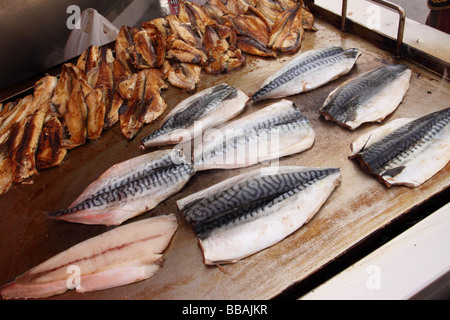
[193,99,315,171]
[47,150,195,225]
[1,215,177,300]
[320,64,411,130]
[349,107,450,188]
[141,83,249,148]
[252,46,361,101]
[177,166,341,264]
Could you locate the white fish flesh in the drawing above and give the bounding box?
[141,84,249,148]
[349,107,450,188]
[177,166,341,264]
[1,214,177,299]
[252,46,360,101]
[193,99,315,171]
[47,149,195,225]
[320,64,411,130]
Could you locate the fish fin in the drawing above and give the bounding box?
[382,166,406,178]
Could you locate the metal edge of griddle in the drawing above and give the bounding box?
[305,0,450,80]
[273,184,450,300]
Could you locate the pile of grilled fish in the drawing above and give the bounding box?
[0,0,316,197]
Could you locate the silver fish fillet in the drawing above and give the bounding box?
[193,99,315,171]
[252,46,360,101]
[177,166,341,264]
[47,149,195,225]
[349,107,450,188]
[320,64,412,130]
[1,214,177,299]
[141,83,249,148]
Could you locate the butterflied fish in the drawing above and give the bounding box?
[47,149,195,225]
[349,107,450,188]
[252,46,361,101]
[224,14,277,58]
[177,166,341,264]
[268,4,305,54]
[320,64,411,130]
[119,68,168,140]
[36,115,67,170]
[141,83,249,148]
[203,24,246,74]
[14,75,57,182]
[194,99,315,171]
[0,120,26,195]
[1,214,177,300]
[163,60,201,92]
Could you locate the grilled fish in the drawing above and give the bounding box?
[47,149,195,225]
[203,24,246,74]
[36,115,67,170]
[320,64,411,130]
[1,214,177,299]
[61,77,89,149]
[163,60,202,92]
[14,75,57,182]
[268,4,305,54]
[0,95,33,147]
[141,83,249,148]
[349,107,450,188]
[194,99,315,171]
[0,120,26,195]
[224,14,277,58]
[177,166,341,264]
[119,68,168,140]
[252,46,361,101]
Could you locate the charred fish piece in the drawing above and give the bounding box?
[47,149,195,225]
[349,107,450,188]
[141,83,249,148]
[177,166,341,264]
[194,99,315,171]
[1,214,177,300]
[320,64,411,130]
[252,46,360,101]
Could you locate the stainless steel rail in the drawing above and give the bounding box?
[341,0,406,57]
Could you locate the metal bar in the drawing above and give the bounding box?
[341,0,406,57]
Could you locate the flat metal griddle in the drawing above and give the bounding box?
[0,15,449,300]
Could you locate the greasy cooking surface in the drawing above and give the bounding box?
[1,18,449,300]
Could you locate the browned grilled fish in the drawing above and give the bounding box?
[163,60,201,92]
[166,15,208,65]
[115,26,138,73]
[0,120,26,195]
[268,4,305,54]
[36,115,67,170]
[203,24,246,74]
[61,77,89,149]
[119,69,168,140]
[224,14,276,57]
[0,95,34,147]
[178,0,215,35]
[13,75,57,182]
[51,63,82,117]
[76,45,101,75]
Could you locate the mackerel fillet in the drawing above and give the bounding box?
[194,99,315,170]
[141,83,249,148]
[47,149,195,225]
[320,64,411,130]
[177,166,341,264]
[252,46,360,101]
[349,108,450,187]
[1,215,177,299]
